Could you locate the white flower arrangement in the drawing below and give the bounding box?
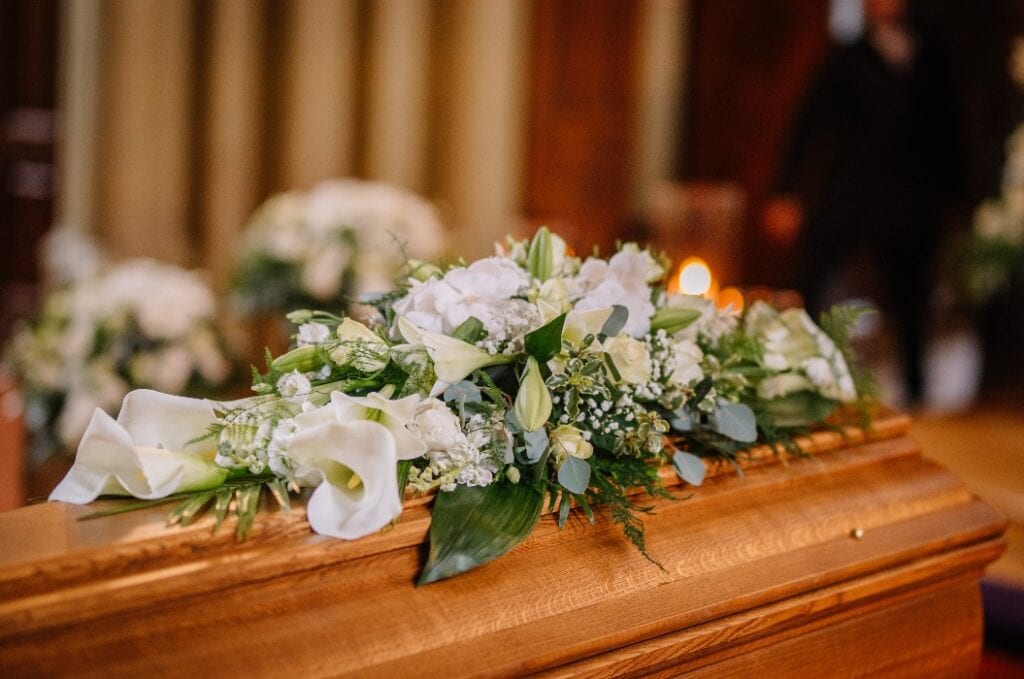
[231,178,447,315]
[6,256,232,462]
[50,228,871,585]
[962,125,1024,302]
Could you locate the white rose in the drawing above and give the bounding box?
[603,333,652,384]
[549,425,593,461]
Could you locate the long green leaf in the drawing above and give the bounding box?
[418,482,544,585]
[212,487,233,533]
[167,490,216,527]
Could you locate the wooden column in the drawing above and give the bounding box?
[524,0,640,253]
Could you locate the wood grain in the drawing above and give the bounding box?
[0,414,1005,677]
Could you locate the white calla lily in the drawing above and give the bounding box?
[49,389,228,504]
[328,390,427,460]
[287,420,402,539]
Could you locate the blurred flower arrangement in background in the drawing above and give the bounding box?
[961,35,1024,305]
[230,179,447,318]
[962,125,1024,303]
[4,229,233,463]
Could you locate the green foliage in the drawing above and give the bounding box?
[600,305,629,337]
[818,304,879,399]
[586,456,670,570]
[418,482,544,585]
[524,313,567,363]
[78,475,291,541]
[755,391,838,428]
[557,456,591,493]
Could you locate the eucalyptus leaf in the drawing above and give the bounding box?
[557,455,591,494]
[522,428,549,463]
[600,305,629,337]
[670,408,695,432]
[524,312,567,363]
[418,483,544,585]
[710,401,758,443]
[757,391,838,428]
[444,380,483,404]
[672,451,706,486]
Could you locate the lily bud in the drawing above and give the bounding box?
[527,226,553,282]
[285,309,315,324]
[271,345,322,373]
[514,357,552,432]
[650,307,702,335]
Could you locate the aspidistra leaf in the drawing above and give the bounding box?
[418,482,544,585]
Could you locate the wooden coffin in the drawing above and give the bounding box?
[0,414,1006,677]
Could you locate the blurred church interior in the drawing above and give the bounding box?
[1,0,1023,671]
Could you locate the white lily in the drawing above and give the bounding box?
[287,420,402,540]
[49,390,228,504]
[562,307,613,348]
[328,389,427,460]
[420,330,514,393]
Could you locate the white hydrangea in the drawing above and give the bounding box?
[392,256,530,336]
[571,248,661,338]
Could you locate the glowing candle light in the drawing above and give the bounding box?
[717,286,744,312]
[678,257,713,296]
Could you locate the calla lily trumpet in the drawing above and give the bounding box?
[287,420,402,540]
[49,390,228,504]
[328,389,427,460]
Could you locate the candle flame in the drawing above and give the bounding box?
[678,257,712,296]
[717,286,744,312]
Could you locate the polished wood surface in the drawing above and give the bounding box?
[0,414,1006,677]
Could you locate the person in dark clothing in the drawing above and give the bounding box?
[766,0,962,404]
